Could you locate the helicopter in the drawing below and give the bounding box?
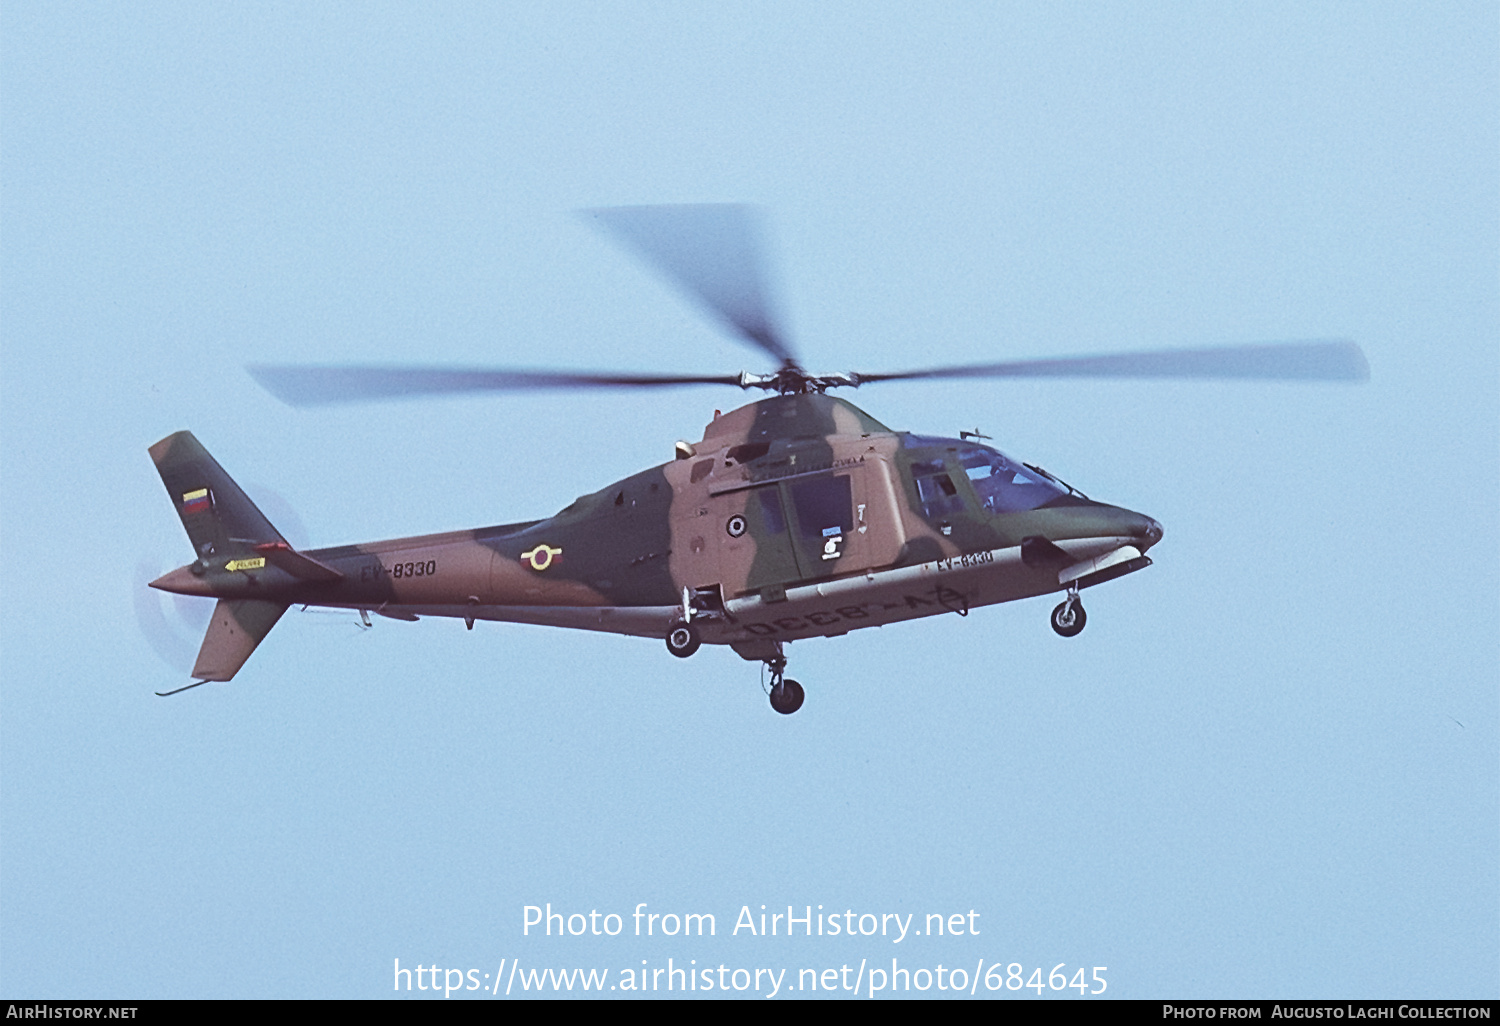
[147,205,1368,712]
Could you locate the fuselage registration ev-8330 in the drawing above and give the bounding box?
[146,204,1367,713]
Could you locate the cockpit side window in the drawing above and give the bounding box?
[911,460,964,518]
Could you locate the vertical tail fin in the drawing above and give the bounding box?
[148,431,286,562]
[149,432,291,687]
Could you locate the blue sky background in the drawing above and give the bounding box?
[2,2,1495,1000]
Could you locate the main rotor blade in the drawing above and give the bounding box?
[584,204,797,366]
[855,339,1369,385]
[247,365,746,407]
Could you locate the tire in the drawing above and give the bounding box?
[1051,600,1086,638]
[770,678,805,714]
[666,622,701,658]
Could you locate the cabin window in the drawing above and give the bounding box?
[790,474,853,539]
[690,459,714,484]
[756,487,787,534]
[727,442,770,464]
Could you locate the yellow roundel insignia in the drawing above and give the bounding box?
[521,544,562,572]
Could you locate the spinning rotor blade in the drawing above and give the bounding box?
[585,204,797,366]
[248,365,747,407]
[854,339,1369,385]
[134,559,210,673]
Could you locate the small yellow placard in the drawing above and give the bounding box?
[225,557,267,572]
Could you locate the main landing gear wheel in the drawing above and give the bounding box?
[762,648,805,714]
[769,678,805,715]
[665,622,701,658]
[1051,597,1086,637]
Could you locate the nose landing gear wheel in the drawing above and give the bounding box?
[1051,598,1086,637]
[666,622,701,658]
[769,678,805,715]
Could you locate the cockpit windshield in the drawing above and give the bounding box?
[956,446,1067,513]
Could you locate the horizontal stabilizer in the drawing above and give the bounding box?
[254,541,344,582]
[192,599,288,682]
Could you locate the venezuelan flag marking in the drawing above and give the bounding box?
[181,487,212,514]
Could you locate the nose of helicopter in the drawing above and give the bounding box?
[1035,502,1162,552]
[1105,506,1164,551]
[1136,515,1164,550]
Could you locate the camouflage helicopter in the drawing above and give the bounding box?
[147,205,1368,712]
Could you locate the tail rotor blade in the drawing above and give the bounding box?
[134,559,209,674]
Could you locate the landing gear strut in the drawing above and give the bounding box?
[1051,584,1086,638]
[763,651,805,715]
